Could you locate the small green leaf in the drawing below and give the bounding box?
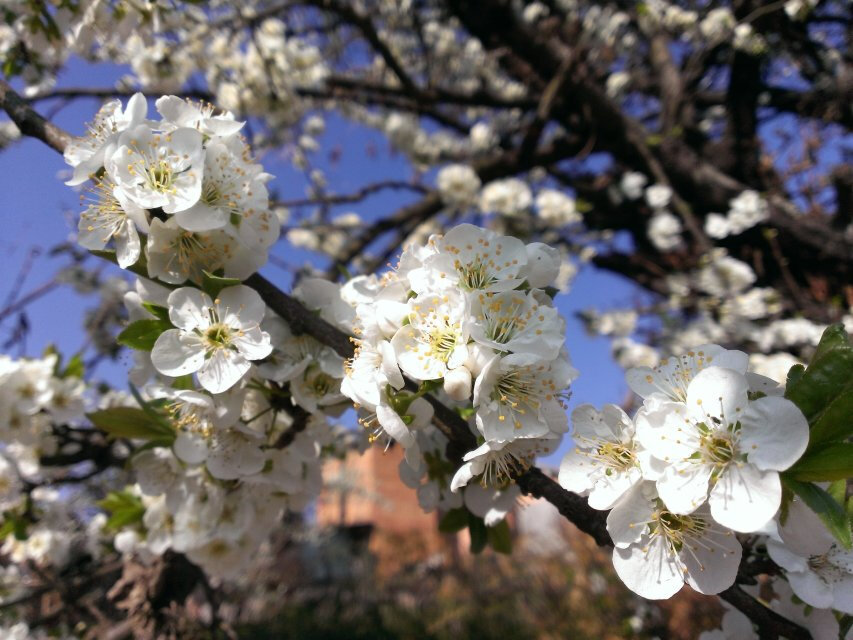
[62,352,85,379]
[117,319,173,351]
[783,478,852,549]
[487,520,512,554]
[786,443,853,482]
[468,512,488,554]
[827,479,847,507]
[808,389,853,446]
[201,270,241,298]
[87,407,175,442]
[97,490,145,531]
[142,302,171,322]
[785,326,853,445]
[785,364,805,389]
[456,406,476,420]
[171,374,196,390]
[438,507,469,533]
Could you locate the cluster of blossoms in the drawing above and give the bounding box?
[55,94,363,578]
[339,223,577,525]
[0,353,143,590]
[560,345,816,600]
[67,93,278,281]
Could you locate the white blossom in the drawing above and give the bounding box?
[151,285,272,393]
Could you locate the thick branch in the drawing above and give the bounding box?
[0,79,70,153]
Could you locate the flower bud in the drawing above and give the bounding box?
[443,366,472,401]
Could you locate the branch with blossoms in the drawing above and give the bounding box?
[3,80,853,640]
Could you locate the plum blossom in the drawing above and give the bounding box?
[151,285,272,393]
[608,483,742,599]
[391,289,469,380]
[558,404,644,509]
[64,92,148,186]
[473,353,575,442]
[411,223,528,294]
[77,179,149,268]
[436,164,481,208]
[767,498,853,614]
[107,124,205,213]
[478,178,532,217]
[467,290,564,359]
[635,366,808,532]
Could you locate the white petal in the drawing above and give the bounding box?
[740,396,808,471]
[657,462,713,515]
[766,539,809,573]
[777,498,835,557]
[709,464,781,532]
[375,403,415,448]
[787,569,834,610]
[606,483,654,548]
[682,528,741,595]
[114,222,141,268]
[686,367,749,426]
[173,201,228,232]
[218,285,266,326]
[450,461,476,492]
[197,349,250,394]
[463,483,494,518]
[558,448,594,495]
[232,328,273,360]
[831,574,853,614]
[612,535,684,599]
[167,287,212,331]
[589,467,642,510]
[151,330,205,376]
[173,431,208,464]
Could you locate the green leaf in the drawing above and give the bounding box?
[785,325,853,448]
[0,514,28,541]
[468,513,488,554]
[808,388,853,446]
[783,477,852,549]
[117,319,173,351]
[201,270,241,298]
[171,374,196,390]
[142,302,171,322]
[97,490,145,531]
[487,520,512,554]
[438,507,469,533]
[61,352,85,379]
[87,407,175,442]
[786,443,853,482]
[827,479,847,506]
[785,364,805,389]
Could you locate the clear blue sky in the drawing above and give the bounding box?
[0,58,642,465]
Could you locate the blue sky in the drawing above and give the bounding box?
[0,58,642,465]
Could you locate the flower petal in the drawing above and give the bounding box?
[197,349,250,394]
[150,330,205,376]
[709,463,780,532]
[740,396,808,471]
[167,287,212,331]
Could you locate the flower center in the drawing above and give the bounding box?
[204,323,232,349]
[700,431,735,466]
[201,181,221,206]
[482,297,526,345]
[596,442,636,473]
[492,368,540,430]
[144,160,176,193]
[308,371,334,397]
[652,509,708,553]
[427,326,459,362]
[456,258,494,290]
